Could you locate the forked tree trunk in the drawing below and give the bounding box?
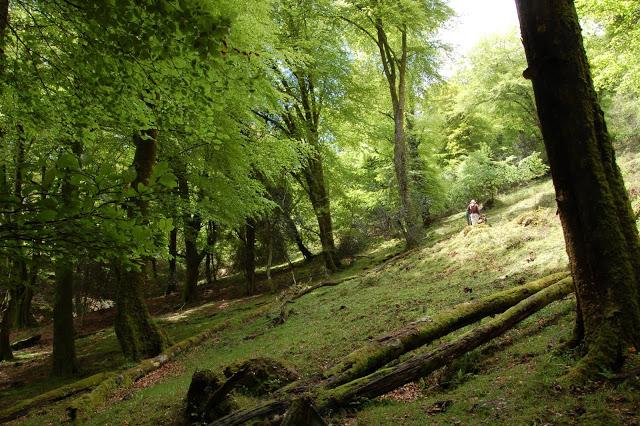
[516,0,640,378]
[114,129,169,360]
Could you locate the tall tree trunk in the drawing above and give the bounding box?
[375,22,421,249]
[115,129,169,360]
[52,259,78,376]
[166,227,178,295]
[183,215,203,304]
[242,220,257,296]
[303,148,339,272]
[205,221,217,285]
[406,110,430,226]
[516,0,640,378]
[11,131,35,328]
[52,144,81,376]
[0,292,13,361]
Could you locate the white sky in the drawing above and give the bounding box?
[438,0,520,77]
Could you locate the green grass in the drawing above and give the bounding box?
[9,152,640,425]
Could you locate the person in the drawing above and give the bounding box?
[467,199,480,225]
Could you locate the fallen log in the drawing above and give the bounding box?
[10,334,41,350]
[212,276,574,425]
[323,271,569,387]
[273,276,358,325]
[317,277,574,410]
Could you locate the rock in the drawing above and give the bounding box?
[222,357,299,397]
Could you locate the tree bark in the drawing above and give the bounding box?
[284,214,314,261]
[515,0,640,378]
[114,129,169,360]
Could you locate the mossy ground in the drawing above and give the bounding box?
[6,152,640,425]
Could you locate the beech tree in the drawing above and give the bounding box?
[339,0,450,248]
[515,0,640,378]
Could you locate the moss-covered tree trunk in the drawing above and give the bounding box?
[516,0,640,378]
[115,129,169,360]
[303,148,339,272]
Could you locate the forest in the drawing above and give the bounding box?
[1,0,639,424]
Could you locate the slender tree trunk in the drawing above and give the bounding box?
[115,129,169,360]
[285,215,313,261]
[303,148,339,272]
[243,220,257,295]
[166,227,178,295]
[516,0,640,378]
[406,110,430,226]
[375,22,421,248]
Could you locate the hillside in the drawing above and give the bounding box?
[3,150,638,425]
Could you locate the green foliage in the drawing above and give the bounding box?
[445,146,549,208]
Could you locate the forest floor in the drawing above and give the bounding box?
[3,149,640,425]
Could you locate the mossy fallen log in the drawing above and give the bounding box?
[68,322,228,419]
[0,372,111,422]
[274,276,358,325]
[317,277,574,410]
[0,321,227,423]
[323,271,569,387]
[212,276,574,425]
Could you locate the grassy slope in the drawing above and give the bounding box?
[11,153,640,425]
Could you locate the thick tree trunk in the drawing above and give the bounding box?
[407,110,430,226]
[516,0,640,378]
[166,227,178,295]
[115,129,169,360]
[303,151,339,272]
[52,259,78,376]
